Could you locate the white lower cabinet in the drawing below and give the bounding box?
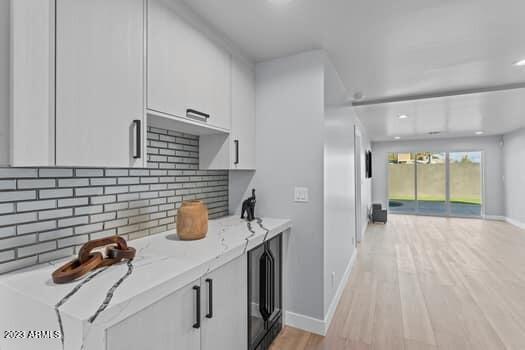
[106,279,201,350]
[105,256,247,350]
[201,255,247,350]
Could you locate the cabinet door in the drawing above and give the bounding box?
[201,256,247,350]
[55,0,144,167]
[106,281,201,350]
[192,44,231,131]
[148,0,231,131]
[147,0,193,120]
[231,56,256,170]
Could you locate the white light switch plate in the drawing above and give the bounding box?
[294,187,309,202]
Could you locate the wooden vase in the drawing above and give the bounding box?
[176,200,208,240]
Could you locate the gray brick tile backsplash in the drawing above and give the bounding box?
[0,250,15,263]
[38,208,73,220]
[38,247,74,263]
[17,200,57,212]
[40,188,73,199]
[58,178,90,187]
[18,241,57,257]
[17,179,56,189]
[0,191,37,203]
[57,197,89,208]
[0,180,16,190]
[76,169,104,177]
[0,127,228,274]
[75,187,104,196]
[18,220,57,235]
[0,203,14,215]
[39,228,74,242]
[0,212,38,226]
[58,216,89,228]
[39,168,74,178]
[0,226,16,239]
[0,168,38,178]
[0,257,38,274]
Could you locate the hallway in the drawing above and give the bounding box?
[272,215,525,350]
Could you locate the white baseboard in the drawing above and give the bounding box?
[361,221,369,240]
[285,310,326,336]
[485,215,505,221]
[323,248,357,333]
[285,248,357,336]
[505,217,525,229]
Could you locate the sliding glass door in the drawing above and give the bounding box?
[449,152,482,216]
[388,153,416,213]
[388,151,482,217]
[416,152,447,215]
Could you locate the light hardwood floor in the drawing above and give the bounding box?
[271,214,525,350]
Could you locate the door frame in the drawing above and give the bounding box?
[354,125,361,246]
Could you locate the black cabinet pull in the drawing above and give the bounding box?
[133,120,141,159]
[193,285,201,329]
[234,140,239,165]
[205,278,213,319]
[186,109,210,120]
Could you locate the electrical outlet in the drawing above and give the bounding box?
[294,187,309,202]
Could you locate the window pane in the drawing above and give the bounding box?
[416,152,446,215]
[388,153,416,213]
[449,152,482,216]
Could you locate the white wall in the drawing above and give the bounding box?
[0,0,9,165]
[372,136,505,217]
[323,106,356,318]
[255,50,326,320]
[503,128,525,226]
[355,119,372,240]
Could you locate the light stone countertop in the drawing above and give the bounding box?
[0,216,292,350]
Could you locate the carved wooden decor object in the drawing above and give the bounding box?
[52,236,136,284]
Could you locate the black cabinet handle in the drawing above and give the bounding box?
[193,285,201,329]
[234,140,239,165]
[186,109,210,120]
[133,120,141,159]
[205,278,213,319]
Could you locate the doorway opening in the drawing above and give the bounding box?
[388,151,483,217]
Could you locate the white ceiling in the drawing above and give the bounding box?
[354,88,525,141]
[181,0,525,139]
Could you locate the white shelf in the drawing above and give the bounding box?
[147,109,230,136]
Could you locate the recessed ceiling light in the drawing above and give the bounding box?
[475,131,484,135]
[514,59,525,66]
[267,0,295,5]
[394,136,401,140]
[398,114,408,119]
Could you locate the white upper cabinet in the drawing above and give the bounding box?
[148,0,231,132]
[231,56,256,170]
[5,0,55,166]
[199,56,255,170]
[55,0,145,168]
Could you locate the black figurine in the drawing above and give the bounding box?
[241,189,256,222]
